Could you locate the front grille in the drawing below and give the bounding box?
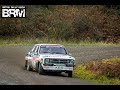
[49,59,70,64]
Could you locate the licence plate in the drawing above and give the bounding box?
[55,66,63,70]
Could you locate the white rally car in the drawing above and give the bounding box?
[25,44,75,77]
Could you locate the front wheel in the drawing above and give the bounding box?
[67,71,72,77]
[38,64,44,75]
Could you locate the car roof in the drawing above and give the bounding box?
[34,44,64,47]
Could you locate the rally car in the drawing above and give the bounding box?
[25,44,75,77]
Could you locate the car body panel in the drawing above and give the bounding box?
[25,44,75,73]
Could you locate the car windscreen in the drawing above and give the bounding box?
[39,45,67,54]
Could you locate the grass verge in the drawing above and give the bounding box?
[0,38,120,46]
[73,57,120,85]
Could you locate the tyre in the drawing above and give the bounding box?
[38,63,44,75]
[68,71,72,77]
[25,60,27,68]
[27,61,32,71]
[35,63,39,72]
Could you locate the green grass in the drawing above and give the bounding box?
[0,38,120,46]
[73,57,120,85]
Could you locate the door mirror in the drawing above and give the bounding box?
[28,51,31,54]
[26,51,31,56]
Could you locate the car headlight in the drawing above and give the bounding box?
[44,58,49,64]
[69,59,74,64]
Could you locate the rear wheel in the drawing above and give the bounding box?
[27,61,32,71]
[68,71,72,77]
[35,63,39,72]
[38,64,44,75]
[25,60,27,69]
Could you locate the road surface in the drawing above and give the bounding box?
[0,46,120,85]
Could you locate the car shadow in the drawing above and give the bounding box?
[43,72,68,77]
[22,66,68,77]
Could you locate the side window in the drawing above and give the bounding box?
[32,46,37,53]
[35,46,39,53]
[31,46,35,52]
[36,46,40,54]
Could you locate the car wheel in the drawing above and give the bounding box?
[68,71,72,77]
[35,63,39,72]
[38,64,44,75]
[25,60,27,68]
[27,61,32,71]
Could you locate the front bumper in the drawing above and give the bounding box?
[42,65,73,71]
